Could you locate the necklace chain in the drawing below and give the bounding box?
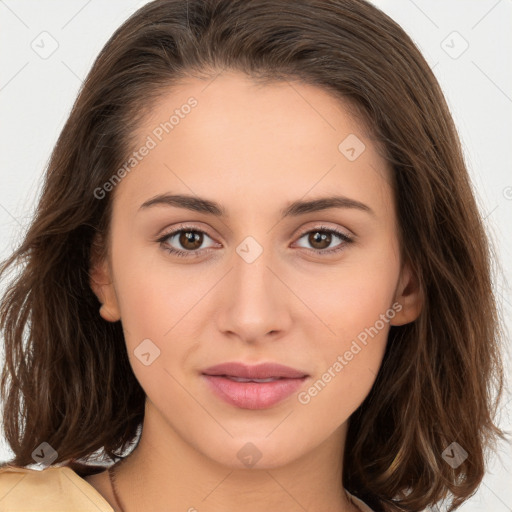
[108,462,126,512]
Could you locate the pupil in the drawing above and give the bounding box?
[311,231,331,249]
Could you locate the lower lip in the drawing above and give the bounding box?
[202,375,308,409]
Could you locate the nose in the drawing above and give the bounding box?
[215,239,293,344]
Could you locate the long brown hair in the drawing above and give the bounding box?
[0,1,507,510]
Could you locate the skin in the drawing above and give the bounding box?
[87,71,422,512]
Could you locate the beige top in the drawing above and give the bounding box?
[0,464,375,511]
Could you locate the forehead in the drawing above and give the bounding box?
[113,71,393,221]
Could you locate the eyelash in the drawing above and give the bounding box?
[156,224,353,259]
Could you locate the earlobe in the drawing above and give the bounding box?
[390,262,423,326]
[89,239,121,322]
[99,302,121,323]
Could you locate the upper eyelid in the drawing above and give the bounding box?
[158,223,216,242]
[295,224,352,238]
[158,223,352,245]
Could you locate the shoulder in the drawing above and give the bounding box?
[0,464,114,511]
[345,488,376,512]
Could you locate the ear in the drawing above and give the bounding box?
[89,234,121,323]
[390,261,423,326]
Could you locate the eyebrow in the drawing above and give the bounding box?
[138,193,374,218]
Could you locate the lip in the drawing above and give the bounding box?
[202,362,308,379]
[201,362,309,410]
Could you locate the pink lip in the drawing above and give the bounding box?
[202,362,308,379]
[201,362,309,410]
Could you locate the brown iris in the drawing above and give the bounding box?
[308,230,332,250]
[178,230,203,250]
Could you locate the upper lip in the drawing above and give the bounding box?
[202,362,308,379]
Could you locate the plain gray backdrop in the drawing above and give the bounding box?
[0,1,511,511]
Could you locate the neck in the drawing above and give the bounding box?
[109,400,357,512]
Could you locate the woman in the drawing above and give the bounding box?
[0,0,506,511]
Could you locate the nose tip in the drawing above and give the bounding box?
[215,259,292,344]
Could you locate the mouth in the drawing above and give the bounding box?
[202,361,309,380]
[201,362,309,410]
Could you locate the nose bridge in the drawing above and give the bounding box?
[217,233,291,339]
[232,233,277,304]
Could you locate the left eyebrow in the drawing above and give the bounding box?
[280,195,374,218]
[137,193,375,218]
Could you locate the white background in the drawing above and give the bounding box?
[0,1,511,510]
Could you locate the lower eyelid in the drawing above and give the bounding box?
[159,226,352,255]
[294,225,354,251]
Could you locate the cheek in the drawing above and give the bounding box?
[298,244,400,343]
[294,245,400,404]
[108,243,187,379]
[295,278,395,430]
[111,239,201,337]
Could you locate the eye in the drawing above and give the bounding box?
[156,224,353,259]
[157,225,218,258]
[294,225,353,255]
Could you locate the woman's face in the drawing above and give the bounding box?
[91,71,421,469]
